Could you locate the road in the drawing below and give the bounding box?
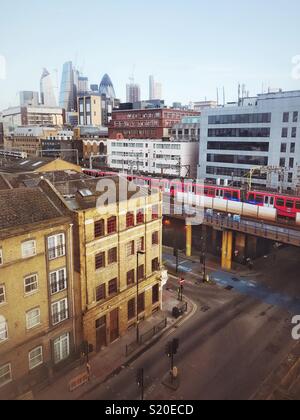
[82,266,296,400]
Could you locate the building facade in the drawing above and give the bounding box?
[59,61,78,112]
[40,69,57,108]
[171,116,201,142]
[1,106,65,131]
[78,95,102,127]
[198,90,300,191]
[19,91,39,107]
[109,108,200,140]
[149,76,162,101]
[0,188,78,399]
[107,139,199,178]
[126,84,141,104]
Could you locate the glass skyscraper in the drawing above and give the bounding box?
[40,68,57,107]
[59,61,78,112]
[99,74,116,99]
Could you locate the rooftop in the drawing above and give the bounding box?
[0,157,81,173]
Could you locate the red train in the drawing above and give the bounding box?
[82,169,300,220]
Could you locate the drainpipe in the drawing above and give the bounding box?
[69,223,77,350]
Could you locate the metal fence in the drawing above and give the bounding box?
[126,318,167,357]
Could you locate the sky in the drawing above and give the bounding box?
[0,0,300,110]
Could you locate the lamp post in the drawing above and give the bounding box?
[136,250,146,343]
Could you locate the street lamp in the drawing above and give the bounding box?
[136,250,146,343]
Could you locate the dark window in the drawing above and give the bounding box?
[208,128,270,138]
[292,127,297,138]
[108,248,117,264]
[207,154,268,166]
[152,284,159,305]
[152,205,159,220]
[95,252,105,270]
[152,231,159,246]
[248,193,255,201]
[128,298,136,320]
[208,113,271,125]
[291,143,296,153]
[137,293,145,314]
[136,209,144,224]
[296,201,300,210]
[282,128,288,138]
[96,284,106,302]
[256,195,264,204]
[289,158,294,169]
[107,216,117,234]
[152,258,159,272]
[108,278,118,295]
[293,111,298,123]
[288,173,293,183]
[94,220,105,238]
[283,112,290,123]
[280,158,286,167]
[127,270,135,286]
[286,200,294,208]
[281,143,287,153]
[137,265,144,281]
[276,199,285,207]
[207,141,269,152]
[126,212,135,228]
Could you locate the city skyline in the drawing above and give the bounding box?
[0,1,300,111]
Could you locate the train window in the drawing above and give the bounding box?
[296,201,300,210]
[248,193,255,202]
[204,188,209,195]
[270,197,274,206]
[286,200,294,209]
[256,195,263,204]
[232,191,239,200]
[276,198,285,207]
[224,191,231,199]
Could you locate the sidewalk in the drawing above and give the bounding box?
[35,288,193,400]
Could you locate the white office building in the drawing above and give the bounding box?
[198,90,300,191]
[107,139,199,178]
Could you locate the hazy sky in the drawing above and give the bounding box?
[0,0,300,110]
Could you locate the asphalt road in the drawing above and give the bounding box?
[82,271,295,400]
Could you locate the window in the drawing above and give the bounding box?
[292,127,297,138]
[0,319,8,342]
[51,299,68,325]
[288,173,293,183]
[281,143,287,153]
[0,364,12,387]
[29,346,43,370]
[128,298,136,321]
[26,308,41,330]
[94,220,105,238]
[152,258,159,272]
[53,333,70,364]
[152,232,159,246]
[281,128,288,138]
[136,209,144,224]
[126,241,135,257]
[137,237,144,252]
[152,284,159,305]
[137,293,145,314]
[108,278,118,295]
[152,205,159,220]
[293,111,298,123]
[289,158,294,169]
[126,212,135,228]
[107,216,117,234]
[137,265,144,281]
[0,285,6,305]
[50,268,67,295]
[96,284,106,302]
[22,240,36,259]
[291,143,296,153]
[276,198,285,207]
[95,252,105,270]
[24,274,39,295]
[108,248,117,264]
[283,112,289,123]
[127,270,135,286]
[279,158,286,168]
[0,248,2,265]
[48,234,66,260]
[286,200,294,208]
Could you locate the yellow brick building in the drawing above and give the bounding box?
[52,175,163,352]
[0,188,79,399]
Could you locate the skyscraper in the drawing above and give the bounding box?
[59,61,78,112]
[19,91,39,107]
[99,74,116,99]
[40,68,57,107]
[78,76,89,95]
[126,83,141,103]
[149,75,162,100]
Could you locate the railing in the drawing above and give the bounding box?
[125,318,167,357]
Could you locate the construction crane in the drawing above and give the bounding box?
[244,166,287,192]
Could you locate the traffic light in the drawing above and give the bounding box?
[165,341,173,358]
[172,338,179,355]
[136,368,144,387]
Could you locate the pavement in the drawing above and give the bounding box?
[34,287,195,400]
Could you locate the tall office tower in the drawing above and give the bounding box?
[126,83,141,103]
[90,84,99,92]
[59,61,78,112]
[149,75,162,100]
[40,68,57,107]
[78,76,89,95]
[19,91,39,106]
[99,74,116,99]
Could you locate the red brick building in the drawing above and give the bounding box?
[109,108,200,139]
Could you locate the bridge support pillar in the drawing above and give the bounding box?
[235,233,246,262]
[221,230,233,271]
[186,223,192,257]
